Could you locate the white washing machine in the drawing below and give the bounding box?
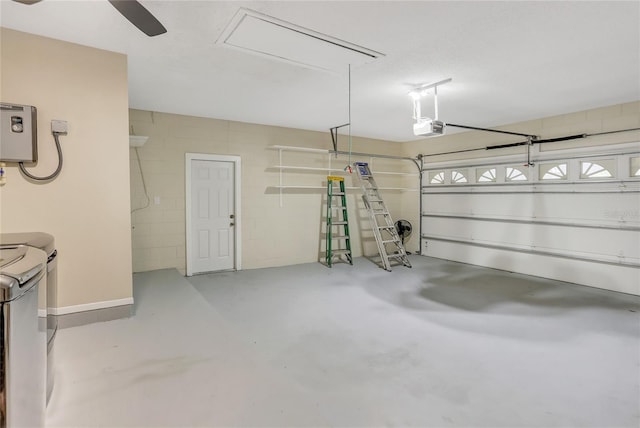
[0,246,46,427]
[0,233,56,403]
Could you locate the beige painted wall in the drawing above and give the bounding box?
[0,28,132,309]
[403,101,640,160]
[129,109,420,273]
[130,102,639,275]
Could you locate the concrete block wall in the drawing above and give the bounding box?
[129,110,420,273]
[130,102,638,275]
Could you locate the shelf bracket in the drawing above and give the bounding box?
[330,124,350,155]
[278,148,283,207]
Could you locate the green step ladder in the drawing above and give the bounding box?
[326,176,353,267]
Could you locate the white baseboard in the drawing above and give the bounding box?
[50,297,134,316]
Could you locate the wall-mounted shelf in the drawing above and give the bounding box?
[269,145,420,206]
[270,185,357,190]
[376,171,419,177]
[270,145,330,153]
[270,165,348,173]
[270,165,417,176]
[379,187,419,191]
[270,185,416,191]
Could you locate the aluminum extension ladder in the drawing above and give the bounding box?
[325,176,353,267]
[353,162,411,271]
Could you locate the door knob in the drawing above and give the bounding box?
[230,214,235,219]
[230,222,235,227]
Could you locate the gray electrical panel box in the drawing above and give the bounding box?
[0,103,37,163]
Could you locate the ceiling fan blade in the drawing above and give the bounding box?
[12,0,43,4]
[108,0,166,37]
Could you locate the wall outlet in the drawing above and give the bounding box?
[51,120,68,134]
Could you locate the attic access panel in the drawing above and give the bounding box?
[217,8,384,72]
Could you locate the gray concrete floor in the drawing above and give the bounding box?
[46,256,640,427]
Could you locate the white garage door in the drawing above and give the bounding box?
[421,142,640,295]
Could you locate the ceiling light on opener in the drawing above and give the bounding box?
[410,78,452,137]
[408,78,452,99]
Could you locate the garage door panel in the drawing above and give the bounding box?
[424,216,639,262]
[422,148,640,294]
[424,192,640,227]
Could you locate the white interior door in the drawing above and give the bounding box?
[190,159,235,274]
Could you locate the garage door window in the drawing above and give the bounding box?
[451,170,468,184]
[506,166,528,182]
[631,157,640,177]
[430,171,445,184]
[580,160,614,179]
[477,167,497,183]
[540,163,567,180]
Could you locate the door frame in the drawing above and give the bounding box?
[185,153,242,276]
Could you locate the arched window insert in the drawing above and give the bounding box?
[451,170,468,183]
[630,157,640,177]
[541,163,567,180]
[477,168,497,183]
[580,161,613,179]
[429,171,445,184]
[506,167,528,182]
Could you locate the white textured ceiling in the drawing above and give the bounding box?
[1,1,639,142]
